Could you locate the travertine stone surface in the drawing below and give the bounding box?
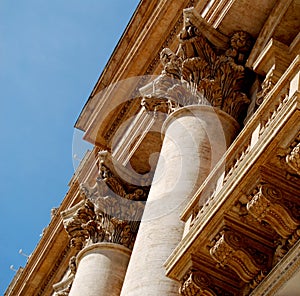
[69,243,131,296]
[120,105,239,296]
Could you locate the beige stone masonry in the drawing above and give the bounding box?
[69,243,131,296]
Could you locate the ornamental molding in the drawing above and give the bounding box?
[179,272,202,296]
[140,9,253,123]
[179,272,215,296]
[249,239,300,296]
[37,246,70,296]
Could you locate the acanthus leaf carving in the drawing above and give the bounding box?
[140,12,252,123]
[62,151,147,252]
[179,268,239,296]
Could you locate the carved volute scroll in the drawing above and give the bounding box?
[179,266,242,296]
[62,199,95,251]
[179,272,216,296]
[141,9,252,123]
[209,229,268,288]
[179,272,202,296]
[246,183,299,241]
[62,150,147,255]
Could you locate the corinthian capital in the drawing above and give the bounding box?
[140,10,252,123]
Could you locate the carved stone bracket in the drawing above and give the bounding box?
[179,271,217,296]
[179,265,241,296]
[140,10,252,123]
[256,73,276,105]
[252,39,291,106]
[179,272,202,296]
[97,150,151,196]
[286,142,300,175]
[247,184,299,240]
[209,229,267,288]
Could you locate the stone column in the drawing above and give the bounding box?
[61,174,145,296]
[120,105,239,296]
[69,243,131,296]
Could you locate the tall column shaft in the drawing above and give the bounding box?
[69,243,131,296]
[120,105,239,296]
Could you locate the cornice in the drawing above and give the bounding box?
[75,0,196,148]
[246,0,294,68]
[76,0,183,127]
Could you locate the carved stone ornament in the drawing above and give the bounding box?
[286,142,300,175]
[256,73,276,105]
[62,151,146,251]
[53,272,74,296]
[247,184,299,240]
[179,272,201,296]
[209,230,266,287]
[54,284,71,296]
[140,12,252,123]
[179,272,215,296]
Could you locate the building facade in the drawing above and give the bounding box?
[6,0,300,295]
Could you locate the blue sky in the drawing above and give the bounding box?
[0,0,140,293]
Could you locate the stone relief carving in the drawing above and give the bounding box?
[141,13,252,123]
[64,182,145,252]
[179,272,202,296]
[63,150,147,254]
[60,151,147,294]
[256,73,276,105]
[54,282,72,296]
[179,271,216,296]
[179,268,239,296]
[209,229,268,288]
[246,184,299,240]
[286,142,300,175]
